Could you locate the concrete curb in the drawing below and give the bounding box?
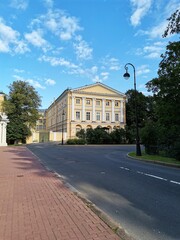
[64,181,135,240]
[127,153,180,169]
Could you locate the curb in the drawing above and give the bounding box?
[127,154,180,169]
[65,182,135,240]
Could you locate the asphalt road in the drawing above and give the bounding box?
[27,143,180,240]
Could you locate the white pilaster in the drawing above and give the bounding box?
[111,100,115,122]
[92,98,96,121]
[102,98,105,121]
[82,97,86,121]
[120,100,124,123]
[71,96,75,121]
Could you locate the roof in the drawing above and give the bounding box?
[70,82,126,97]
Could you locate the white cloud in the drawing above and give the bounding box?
[39,55,78,69]
[164,0,180,18]
[27,79,46,89]
[101,56,121,71]
[101,72,109,80]
[40,10,82,41]
[0,18,29,54]
[91,66,98,74]
[13,74,45,89]
[136,41,166,59]
[148,21,168,38]
[92,75,102,83]
[24,30,50,52]
[43,0,54,8]
[130,0,152,26]
[73,36,93,60]
[14,68,25,73]
[136,65,150,76]
[45,78,56,86]
[14,40,30,54]
[10,0,29,10]
[143,44,164,58]
[59,15,82,40]
[134,0,180,38]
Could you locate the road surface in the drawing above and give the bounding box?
[27,143,180,240]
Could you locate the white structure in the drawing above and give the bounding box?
[0,112,9,146]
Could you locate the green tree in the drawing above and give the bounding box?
[3,80,41,144]
[86,126,112,144]
[163,9,180,37]
[110,128,126,144]
[125,89,149,143]
[146,9,180,159]
[76,129,86,140]
[140,121,159,155]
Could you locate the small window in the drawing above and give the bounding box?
[106,112,110,121]
[115,113,119,121]
[96,112,100,121]
[76,111,80,120]
[96,100,100,106]
[76,98,80,104]
[86,112,90,120]
[115,101,119,107]
[106,101,110,106]
[86,99,91,105]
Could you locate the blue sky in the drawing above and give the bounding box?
[0,0,179,108]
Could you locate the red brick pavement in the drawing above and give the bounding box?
[0,146,120,240]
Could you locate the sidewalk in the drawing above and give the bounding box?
[0,146,120,240]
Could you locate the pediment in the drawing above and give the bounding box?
[72,83,125,97]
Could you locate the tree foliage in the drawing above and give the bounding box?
[163,9,180,37]
[125,89,154,143]
[76,126,126,144]
[3,80,41,144]
[145,9,180,159]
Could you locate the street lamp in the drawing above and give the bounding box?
[123,63,142,156]
[62,110,65,145]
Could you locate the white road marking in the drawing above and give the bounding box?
[144,173,167,181]
[119,166,180,186]
[119,167,130,171]
[170,180,180,185]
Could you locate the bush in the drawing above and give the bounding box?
[66,138,86,145]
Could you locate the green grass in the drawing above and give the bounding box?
[128,151,180,166]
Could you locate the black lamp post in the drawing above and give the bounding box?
[62,110,65,145]
[123,63,142,156]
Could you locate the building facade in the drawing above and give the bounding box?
[46,82,126,140]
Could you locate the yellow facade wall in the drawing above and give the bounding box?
[46,83,126,141]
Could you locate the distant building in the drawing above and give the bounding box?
[27,109,50,143]
[46,82,126,141]
[1,83,126,144]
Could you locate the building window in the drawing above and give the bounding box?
[76,111,80,120]
[86,112,90,120]
[86,99,91,105]
[76,98,80,104]
[106,112,110,121]
[115,101,119,107]
[115,113,119,121]
[96,100,100,106]
[96,112,100,121]
[106,101,110,106]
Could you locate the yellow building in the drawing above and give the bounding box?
[26,109,50,143]
[46,82,126,141]
[0,92,5,112]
